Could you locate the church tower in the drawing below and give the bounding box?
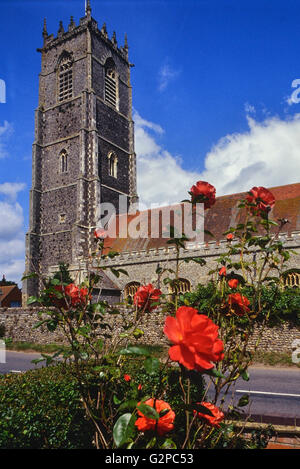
[23,2,138,302]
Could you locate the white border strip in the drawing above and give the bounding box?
[236,389,300,398]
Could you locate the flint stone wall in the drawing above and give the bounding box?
[0,307,299,354]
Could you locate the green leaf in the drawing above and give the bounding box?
[117,268,129,277]
[132,328,144,339]
[50,278,61,286]
[119,346,151,357]
[238,394,250,407]
[32,319,48,329]
[113,395,122,405]
[110,268,120,278]
[191,257,206,266]
[137,403,159,420]
[202,368,226,378]
[27,296,40,305]
[46,319,58,332]
[144,357,160,375]
[159,408,170,417]
[146,437,157,449]
[160,438,177,449]
[118,400,138,414]
[113,413,136,448]
[241,370,250,381]
[21,272,38,281]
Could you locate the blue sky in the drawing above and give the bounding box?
[1,0,300,283]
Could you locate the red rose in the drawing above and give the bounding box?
[226,233,234,241]
[164,306,224,371]
[124,374,131,382]
[194,402,224,428]
[228,278,239,289]
[219,266,227,277]
[65,283,90,307]
[190,181,216,209]
[227,293,250,316]
[246,186,275,216]
[134,284,162,312]
[135,399,175,436]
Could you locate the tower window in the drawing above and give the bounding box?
[58,54,73,102]
[60,150,68,173]
[104,58,117,108]
[108,152,118,178]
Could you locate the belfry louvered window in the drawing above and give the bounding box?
[105,58,117,108]
[58,54,73,102]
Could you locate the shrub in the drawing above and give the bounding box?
[180,282,300,326]
[0,364,94,449]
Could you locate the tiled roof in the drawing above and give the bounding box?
[0,285,17,302]
[102,183,300,254]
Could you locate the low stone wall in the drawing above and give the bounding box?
[0,307,169,347]
[0,307,299,354]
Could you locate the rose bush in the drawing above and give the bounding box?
[24,180,292,450]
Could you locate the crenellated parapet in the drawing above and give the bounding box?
[39,6,130,64]
[97,230,300,268]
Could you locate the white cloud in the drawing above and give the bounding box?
[0,183,26,285]
[0,201,24,240]
[134,110,300,207]
[202,114,300,195]
[134,111,200,207]
[158,63,180,92]
[0,259,25,286]
[0,182,26,202]
[0,121,13,159]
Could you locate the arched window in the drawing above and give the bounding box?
[104,58,117,108]
[60,149,68,173]
[169,278,191,296]
[124,281,141,304]
[281,270,300,289]
[58,53,73,102]
[108,152,118,178]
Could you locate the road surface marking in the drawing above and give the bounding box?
[10,370,22,374]
[236,389,300,398]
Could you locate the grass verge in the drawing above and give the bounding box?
[2,340,299,368]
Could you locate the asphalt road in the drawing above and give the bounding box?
[207,366,300,424]
[0,350,45,374]
[1,351,299,422]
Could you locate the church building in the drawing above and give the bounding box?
[23,3,300,305]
